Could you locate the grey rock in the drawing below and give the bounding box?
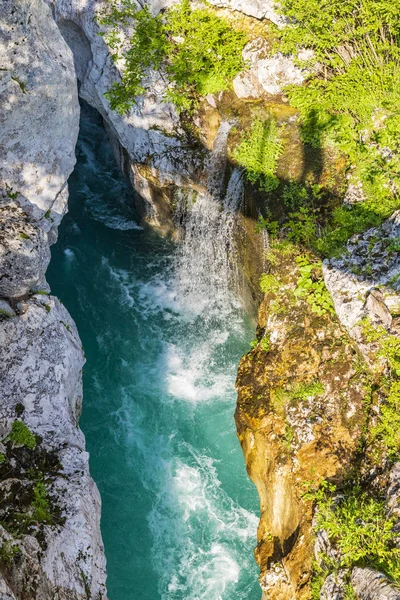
[320,571,347,600]
[0,0,79,225]
[0,298,107,599]
[323,210,400,362]
[351,567,400,599]
[233,39,307,99]
[365,289,392,328]
[0,299,15,319]
[387,462,400,529]
[0,199,50,298]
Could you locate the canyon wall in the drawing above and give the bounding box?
[0,1,107,597]
[2,0,399,598]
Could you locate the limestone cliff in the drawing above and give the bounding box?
[0,1,107,597]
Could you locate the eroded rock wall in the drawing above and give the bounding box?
[0,1,107,597]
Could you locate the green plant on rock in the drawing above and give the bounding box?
[291,380,325,401]
[8,420,36,450]
[370,380,400,460]
[259,334,271,353]
[0,542,20,565]
[287,207,319,247]
[276,0,400,253]
[294,256,335,316]
[312,483,400,583]
[232,117,283,192]
[361,318,400,375]
[259,273,281,294]
[99,0,247,113]
[32,481,53,524]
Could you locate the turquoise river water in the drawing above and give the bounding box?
[47,103,260,600]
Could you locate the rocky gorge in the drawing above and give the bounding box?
[1,0,400,599]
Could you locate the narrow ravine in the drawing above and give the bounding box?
[47,102,260,600]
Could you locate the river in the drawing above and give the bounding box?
[47,101,260,600]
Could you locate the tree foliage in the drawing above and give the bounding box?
[99,0,247,113]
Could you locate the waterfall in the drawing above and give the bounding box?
[174,122,244,314]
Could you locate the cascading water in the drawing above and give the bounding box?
[47,102,260,600]
[175,122,244,308]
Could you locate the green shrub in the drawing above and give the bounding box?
[232,117,283,191]
[313,484,400,582]
[32,481,53,524]
[276,0,400,251]
[371,380,400,459]
[100,0,247,113]
[259,273,281,294]
[260,334,271,353]
[8,420,36,450]
[294,256,335,316]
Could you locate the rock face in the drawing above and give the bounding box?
[0,0,79,227]
[48,0,205,233]
[234,39,306,100]
[0,0,108,598]
[235,250,369,599]
[0,297,107,600]
[351,568,400,600]
[323,210,400,363]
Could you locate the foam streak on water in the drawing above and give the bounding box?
[48,102,260,600]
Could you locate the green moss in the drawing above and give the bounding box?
[8,420,36,450]
[60,320,72,333]
[290,380,325,401]
[0,309,13,320]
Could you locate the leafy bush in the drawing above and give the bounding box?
[232,117,284,191]
[100,0,247,112]
[8,420,36,450]
[294,256,335,316]
[32,481,53,524]
[312,484,400,583]
[276,0,400,248]
[259,273,281,294]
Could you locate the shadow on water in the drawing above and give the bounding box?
[47,101,261,600]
